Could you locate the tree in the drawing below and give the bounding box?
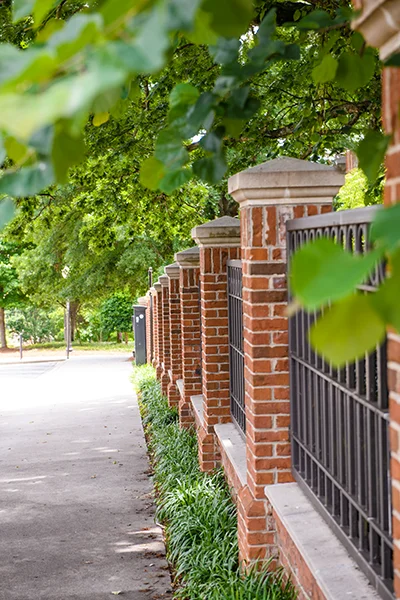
[0,0,384,211]
[0,239,25,347]
[99,294,133,342]
[6,305,63,343]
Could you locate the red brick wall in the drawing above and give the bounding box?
[383,66,400,598]
[155,287,163,380]
[238,202,331,563]
[145,294,151,364]
[199,245,240,471]
[160,282,170,394]
[179,266,201,428]
[167,276,182,407]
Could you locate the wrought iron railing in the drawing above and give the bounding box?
[227,260,245,434]
[287,206,393,599]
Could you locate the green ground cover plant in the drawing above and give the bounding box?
[133,365,297,600]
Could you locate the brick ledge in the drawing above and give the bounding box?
[214,423,247,493]
[176,379,184,399]
[265,483,381,600]
[190,394,203,428]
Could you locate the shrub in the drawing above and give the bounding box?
[133,366,297,600]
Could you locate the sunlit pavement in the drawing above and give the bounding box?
[0,355,172,600]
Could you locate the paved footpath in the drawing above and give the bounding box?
[0,354,172,600]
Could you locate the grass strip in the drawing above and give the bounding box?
[133,365,297,600]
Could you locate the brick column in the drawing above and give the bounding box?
[159,275,170,395]
[191,217,241,471]
[228,157,344,562]
[353,6,400,595]
[149,288,157,368]
[154,281,163,380]
[164,262,181,407]
[384,67,400,600]
[145,292,152,364]
[175,246,201,429]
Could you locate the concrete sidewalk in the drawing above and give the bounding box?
[0,354,172,600]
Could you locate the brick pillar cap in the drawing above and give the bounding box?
[352,0,400,60]
[159,275,169,287]
[191,216,240,247]
[164,262,180,278]
[175,245,200,267]
[154,282,162,291]
[137,296,148,306]
[149,286,157,295]
[228,157,344,207]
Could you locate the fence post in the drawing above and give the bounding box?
[228,157,344,563]
[164,262,181,407]
[192,216,241,471]
[159,274,170,395]
[153,281,163,380]
[175,246,201,429]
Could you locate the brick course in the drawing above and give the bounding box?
[383,65,400,598]
[175,246,202,429]
[192,217,241,470]
[229,158,344,563]
[153,282,163,379]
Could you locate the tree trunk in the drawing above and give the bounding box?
[70,301,79,342]
[0,307,7,349]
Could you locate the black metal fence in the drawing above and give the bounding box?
[287,207,393,599]
[227,260,245,434]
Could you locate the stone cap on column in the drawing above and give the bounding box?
[228,157,344,207]
[191,216,240,247]
[352,0,400,61]
[137,296,148,306]
[175,246,200,267]
[164,262,180,279]
[159,275,169,287]
[154,282,162,292]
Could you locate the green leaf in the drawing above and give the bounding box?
[52,130,85,183]
[193,153,227,183]
[113,7,169,74]
[101,0,148,29]
[336,51,375,92]
[296,10,333,30]
[185,8,217,45]
[0,136,6,165]
[166,0,201,31]
[290,237,383,310]
[372,269,400,333]
[201,0,253,38]
[139,157,165,191]
[33,0,56,24]
[310,294,386,366]
[210,39,240,65]
[0,45,56,91]
[0,162,54,197]
[357,129,390,184]
[312,54,338,84]
[47,14,103,61]
[168,83,199,122]
[13,0,35,22]
[159,168,192,194]
[93,112,110,126]
[370,203,400,252]
[155,128,188,169]
[0,197,16,230]
[29,126,54,156]
[5,137,29,163]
